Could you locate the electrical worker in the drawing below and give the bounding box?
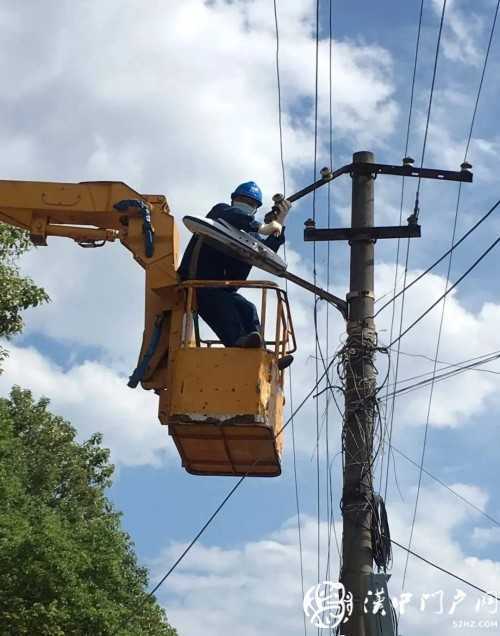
[179,181,292,357]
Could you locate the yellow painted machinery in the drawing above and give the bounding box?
[0,180,296,477]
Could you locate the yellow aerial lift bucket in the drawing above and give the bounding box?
[159,280,296,477]
[0,179,296,477]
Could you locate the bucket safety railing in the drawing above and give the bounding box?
[179,280,297,359]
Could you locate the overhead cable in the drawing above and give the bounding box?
[111,358,338,636]
[272,3,307,632]
[384,351,500,400]
[325,0,336,596]
[380,0,425,501]
[313,350,500,406]
[375,197,500,318]
[388,234,500,349]
[385,0,447,504]
[392,445,500,529]
[403,0,498,597]
[416,0,448,196]
[392,539,500,603]
[312,0,322,605]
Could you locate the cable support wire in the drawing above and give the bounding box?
[273,0,286,196]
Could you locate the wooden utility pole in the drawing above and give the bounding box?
[341,150,376,636]
[303,151,471,635]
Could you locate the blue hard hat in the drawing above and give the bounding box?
[231,181,263,208]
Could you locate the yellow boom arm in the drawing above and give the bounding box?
[0,179,181,391]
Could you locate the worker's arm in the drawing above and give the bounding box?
[261,228,285,253]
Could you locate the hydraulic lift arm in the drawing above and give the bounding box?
[0,179,181,390]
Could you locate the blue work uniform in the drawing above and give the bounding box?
[178,203,285,346]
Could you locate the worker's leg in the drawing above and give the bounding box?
[196,288,246,346]
[231,291,261,335]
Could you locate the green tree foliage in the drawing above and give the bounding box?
[0,224,49,368]
[0,387,177,635]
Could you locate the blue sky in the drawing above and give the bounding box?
[1,1,500,634]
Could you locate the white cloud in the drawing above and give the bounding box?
[0,344,175,467]
[0,0,397,374]
[0,0,398,199]
[18,240,145,372]
[154,483,500,636]
[431,0,485,67]
[375,263,500,428]
[472,527,500,547]
[424,110,500,180]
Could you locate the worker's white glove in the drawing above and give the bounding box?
[275,198,292,224]
[259,220,283,236]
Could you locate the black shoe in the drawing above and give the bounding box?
[234,331,263,348]
[277,354,294,370]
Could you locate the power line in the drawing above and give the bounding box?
[384,351,500,400]
[272,4,307,633]
[462,0,500,161]
[112,361,337,636]
[416,0,447,196]
[313,317,342,566]
[273,0,286,196]
[402,0,498,598]
[320,350,500,404]
[388,235,500,349]
[390,345,500,370]
[380,0,425,502]
[391,445,500,529]
[325,0,335,607]
[351,516,500,602]
[386,0,449,511]
[312,0,322,615]
[392,538,500,603]
[375,197,500,318]
[385,0,449,505]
